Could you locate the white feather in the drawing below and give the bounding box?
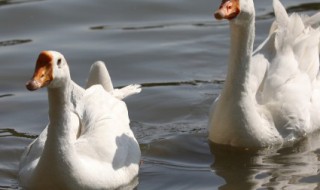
[209,0,320,147]
[86,61,141,100]
[19,51,141,189]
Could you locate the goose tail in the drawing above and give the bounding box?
[86,61,114,92]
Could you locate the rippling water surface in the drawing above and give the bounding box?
[0,0,320,189]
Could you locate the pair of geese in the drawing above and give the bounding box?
[19,0,320,189]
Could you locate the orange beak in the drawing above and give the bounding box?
[26,51,54,91]
[214,0,240,20]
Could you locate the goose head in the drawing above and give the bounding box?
[26,51,70,91]
[214,0,254,24]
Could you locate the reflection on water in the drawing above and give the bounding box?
[2,84,320,189]
[140,132,320,189]
[119,176,139,190]
[1,0,320,189]
[210,132,320,190]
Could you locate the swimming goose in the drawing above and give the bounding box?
[208,0,320,147]
[19,51,141,189]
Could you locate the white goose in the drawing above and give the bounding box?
[19,51,141,189]
[209,0,320,147]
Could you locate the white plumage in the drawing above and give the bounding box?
[19,51,141,189]
[209,0,320,147]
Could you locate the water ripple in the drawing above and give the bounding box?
[142,158,210,171]
[0,39,32,47]
[0,0,42,6]
[257,2,320,20]
[0,128,37,139]
[118,80,224,89]
[0,185,19,190]
[90,21,216,31]
[0,94,13,98]
[287,3,320,13]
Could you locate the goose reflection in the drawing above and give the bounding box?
[210,131,320,189]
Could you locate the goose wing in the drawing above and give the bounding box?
[75,85,140,165]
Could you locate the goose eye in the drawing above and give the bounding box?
[57,58,62,66]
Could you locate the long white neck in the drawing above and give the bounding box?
[221,17,255,98]
[34,79,81,187]
[47,80,75,145]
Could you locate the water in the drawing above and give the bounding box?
[0,0,320,189]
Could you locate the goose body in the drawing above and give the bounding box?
[209,0,320,147]
[19,51,141,189]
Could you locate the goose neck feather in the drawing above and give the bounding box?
[33,80,82,189]
[223,19,255,97]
